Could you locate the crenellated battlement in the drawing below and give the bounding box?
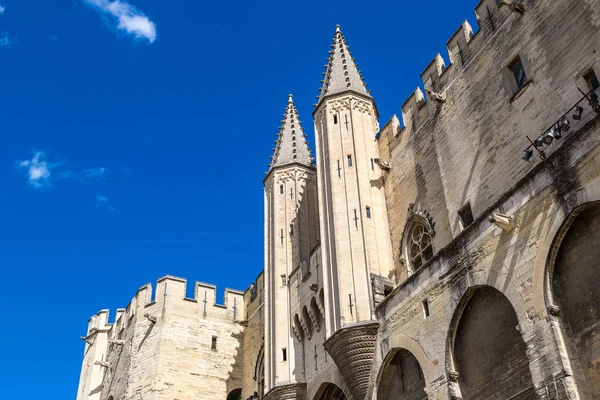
[85,275,246,338]
[391,0,522,139]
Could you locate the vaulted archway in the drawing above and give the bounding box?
[451,286,535,400]
[551,204,600,399]
[377,348,427,400]
[313,383,347,400]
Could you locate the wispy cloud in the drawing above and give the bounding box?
[16,151,112,189]
[17,152,62,188]
[96,195,115,211]
[0,33,16,48]
[0,5,6,14]
[83,0,157,43]
[80,167,110,180]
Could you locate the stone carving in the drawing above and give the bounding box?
[425,87,447,103]
[307,308,320,332]
[324,322,379,400]
[263,382,307,400]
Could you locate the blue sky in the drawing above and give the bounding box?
[0,0,478,397]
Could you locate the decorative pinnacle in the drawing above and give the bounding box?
[266,94,315,174]
[315,24,371,108]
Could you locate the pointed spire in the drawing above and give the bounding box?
[316,25,371,107]
[267,94,314,174]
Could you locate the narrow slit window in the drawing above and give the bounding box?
[370,158,375,170]
[347,155,353,167]
[282,348,287,361]
[211,336,217,351]
[422,299,430,318]
[337,160,341,178]
[366,206,371,219]
[509,56,528,91]
[290,224,294,236]
[314,345,318,370]
[280,229,284,245]
[279,185,283,194]
[584,69,600,90]
[458,203,474,229]
[353,209,358,227]
[281,275,287,286]
[333,115,338,124]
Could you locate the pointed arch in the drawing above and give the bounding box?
[400,205,436,273]
[447,285,535,400]
[547,202,600,398]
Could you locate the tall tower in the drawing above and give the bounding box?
[313,25,394,333]
[264,95,319,390]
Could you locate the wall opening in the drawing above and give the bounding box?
[551,205,600,399]
[377,348,426,400]
[314,383,347,400]
[453,286,534,400]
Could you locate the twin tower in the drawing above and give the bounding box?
[263,25,394,396]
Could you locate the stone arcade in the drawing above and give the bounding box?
[76,0,600,399]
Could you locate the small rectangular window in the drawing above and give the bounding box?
[282,348,287,361]
[337,160,341,178]
[279,185,283,194]
[290,224,294,236]
[211,336,217,351]
[366,206,371,219]
[281,275,287,286]
[422,300,430,318]
[333,115,338,124]
[584,69,600,90]
[458,203,474,229]
[370,158,375,170]
[347,155,353,167]
[509,56,528,90]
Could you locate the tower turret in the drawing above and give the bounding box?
[313,25,394,334]
[263,95,320,391]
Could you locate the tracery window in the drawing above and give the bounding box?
[401,211,435,273]
[408,223,433,269]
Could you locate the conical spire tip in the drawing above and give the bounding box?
[335,24,341,32]
[288,94,293,103]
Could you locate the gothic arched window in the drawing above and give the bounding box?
[401,210,435,273]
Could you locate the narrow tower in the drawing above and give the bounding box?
[313,25,394,333]
[264,95,320,390]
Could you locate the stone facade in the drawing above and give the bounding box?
[76,0,600,399]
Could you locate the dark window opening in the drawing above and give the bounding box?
[384,285,394,297]
[280,229,284,245]
[211,336,217,351]
[509,56,528,90]
[290,224,294,236]
[458,203,474,229]
[370,158,375,170]
[347,155,352,167]
[282,348,287,361]
[366,206,372,219]
[584,69,600,90]
[337,160,341,178]
[279,185,283,194]
[422,300,430,318]
[333,115,338,124]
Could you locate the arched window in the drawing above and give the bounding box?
[254,345,265,399]
[401,206,435,273]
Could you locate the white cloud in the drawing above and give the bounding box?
[96,195,115,211]
[83,0,157,43]
[18,152,56,188]
[80,167,110,180]
[0,33,16,48]
[0,5,6,14]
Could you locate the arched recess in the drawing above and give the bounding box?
[310,297,322,331]
[254,345,265,399]
[226,388,242,400]
[377,348,427,400]
[400,208,435,274]
[449,286,535,400]
[549,203,600,399]
[313,383,348,400]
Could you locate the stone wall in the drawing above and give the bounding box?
[77,276,246,400]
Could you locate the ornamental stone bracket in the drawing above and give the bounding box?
[263,382,307,400]
[324,321,380,400]
[307,309,321,332]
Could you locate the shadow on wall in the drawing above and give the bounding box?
[225,330,245,397]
